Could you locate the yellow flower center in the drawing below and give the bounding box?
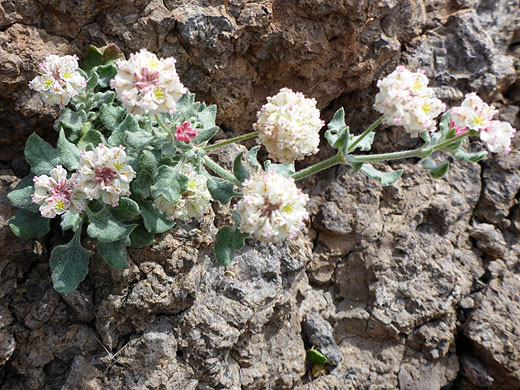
[282,204,293,213]
[422,103,431,113]
[149,59,159,68]
[44,78,53,87]
[154,88,164,99]
[114,162,123,171]
[62,71,71,79]
[472,115,484,126]
[55,200,66,210]
[413,81,422,91]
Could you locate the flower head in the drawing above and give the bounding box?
[154,165,210,221]
[480,120,516,154]
[234,170,309,243]
[254,88,324,162]
[374,66,445,136]
[450,93,497,132]
[74,144,136,206]
[32,165,85,218]
[110,49,187,115]
[29,54,86,107]
[175,121,198,143]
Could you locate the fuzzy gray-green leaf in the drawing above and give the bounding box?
[25,133,61,176]
[98,237,130,269]
[150,166,188,203]
[207,176,238,205]
[233,152,250,184]
[57,129,81,171]
[50,229,90,292]
[214,226,248,266]
[86,207,136,242]
[138,199,176,234]
[8,174,39,212]
[360,163,403,186]
[9,209,50,238]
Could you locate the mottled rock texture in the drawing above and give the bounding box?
[1,0,520,389]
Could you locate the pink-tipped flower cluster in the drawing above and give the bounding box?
[234,171,309,243]
[174,121,198,143]
[111,49,187,116]
[32,166,85,218]
[254,88,324,163]
[29,54,86,107]
[450,93,515,154]
[374,66,445,136]
[74,144,136,207]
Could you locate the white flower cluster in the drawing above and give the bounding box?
[254,88,324,163]
[374,66,445,136]
[74,144,136,207]
[111,49,187,116]
[154,165,211,221]
[234,171,309,243]
[450,93,515,154]
[29,54,86,107]
[32,165,85,218]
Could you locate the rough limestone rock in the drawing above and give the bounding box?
[1,1,520,389]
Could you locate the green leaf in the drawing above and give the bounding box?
[421,157,450,179]
[452,149,488,163]
[77,129,106,151]
[60,211,82,231]
[25,133,61,176]
[125,129,155,150]
[50,229,90,292]
[348,131,375,152]
[57,129,81,171]
[214,226,249,266]
[97,237,130,269]
[420,131,431,145]
[55,109,88,133]
[150,166,188,203]
[100,104,127,133]
[193,126,218,145]
[138,199,176,234]
[82,44,124,72]
[111,197,140,221]
[307,349,327,365]
[207,176,237,205]
[360,163,403,186]
[129,224,155,248]
[325,108,348,148]
[197,104,217,129]
[139,150,159,178]
[233,152,250,184]
[131,172,154,198]
[91,91,115,108]
[247,145,261,172]
[86,207,136,242]
[108,113,140,146]
[7,174,39,212]
[9,209,50,238]
[86,70,99,90]
[439,112,451,138]
[94,64,117,88]
[265,161,295,177]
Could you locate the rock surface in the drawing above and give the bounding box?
[1,1,520,389]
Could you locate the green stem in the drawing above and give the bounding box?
[202,155,241,185]
[350,148,422,163]
[348,116,384,153]
[203,131,259,151]
[155,115,171,134]
[430,133,468,151]
[291,154,343,181]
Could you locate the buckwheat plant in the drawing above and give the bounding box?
[8,45,516,292]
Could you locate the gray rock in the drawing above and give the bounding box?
[303,312,342,366]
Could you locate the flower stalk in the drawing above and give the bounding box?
[203,131,259,151]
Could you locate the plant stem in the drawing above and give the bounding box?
[202,155,241,185]
[155,115,171,134]
[203,131,259,151]
[430,133,468,151]
[348,116,384,152]
[350,148,422,163]
[291,154,343,181]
